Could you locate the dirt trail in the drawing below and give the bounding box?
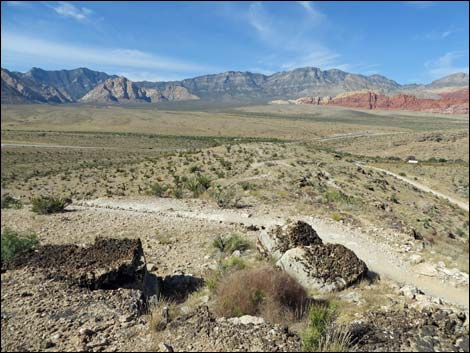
[76,198,469,309]
[363,164,469,212]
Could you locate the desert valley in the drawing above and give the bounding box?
[1,1,469,352]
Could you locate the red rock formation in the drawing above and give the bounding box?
[316,88,469,114]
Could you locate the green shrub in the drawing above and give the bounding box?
[211,186,241,209]
[185,174,211,197]
[212,234,251,254]
[173,186,184,199]
[148,183,168,197]
[302,303,336,351]
[218,256,247,273]
[331,212,342,222]
[323,190,356,205]
[1,228,39,263]
[196,174,212,190]
[239,181,256,191]
[31,196,70,215]
[1,194,22,209]
[190,165,202,173]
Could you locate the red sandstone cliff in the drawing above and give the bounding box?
[296,88,469,114]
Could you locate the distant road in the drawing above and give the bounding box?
[315,131,406,142]
[0,143,112,150]
[363,164,469,212]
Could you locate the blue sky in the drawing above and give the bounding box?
[1,1,468,83]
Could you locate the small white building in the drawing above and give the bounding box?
[407,159,419,164]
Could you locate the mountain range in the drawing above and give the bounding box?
[1,66,468,105]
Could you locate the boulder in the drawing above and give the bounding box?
[277,244,368,292]
[257,220,323,261]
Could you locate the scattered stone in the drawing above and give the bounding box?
[339,291,363,303]
[228,315,265,326]
[409,254,424,264]
[146,263,157,272]
[399,284,423,299]
[159,306,301,351]
[158,342,174,352]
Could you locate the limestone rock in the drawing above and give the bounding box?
[277,244,368,292]
[257,220,323,261]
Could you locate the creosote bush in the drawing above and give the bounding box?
[1,228,39,263]
[211,186,241,209]
[148,182,169,197]
[215,266,309,323]
[31,196,70,215]
[1,194,22,209]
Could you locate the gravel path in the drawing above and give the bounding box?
[76,197,469,309]
[363,164,469,212]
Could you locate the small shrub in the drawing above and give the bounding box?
[31,196,70,215]
[148,299,177,332]
[239,181,256,191]
[218,256,247,273]
[212,186,241,209]
[390,193,400,204]
[185,174,211,197]
[212,234,251,254]
[189,165,202,173]
[1,194,22,209]
[215,267,309,323]
[331,212,342,222]
[148,183,168,197]
[196,174,211,190]
[1,228,39,263]
[301,303,337,351]
[323,190,356,205]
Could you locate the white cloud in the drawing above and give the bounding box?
[248,2,272,36]
[297,1,325,23]
[1,32,217,77]
[5,1,30,7]
[414,29,457,41]
[245,2,347,72]
[51,1,93,21]
[425,51,469,77]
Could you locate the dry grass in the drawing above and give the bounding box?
[215,266,310,323]
[147,299,177,332]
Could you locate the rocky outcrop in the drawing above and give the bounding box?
[352,306,469,352]
[257,220,368,292]
[5,237,148,290]
[80,77,200,103]
[161,85,199,101]
[156,306,301,352]
[80,77,152,103]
